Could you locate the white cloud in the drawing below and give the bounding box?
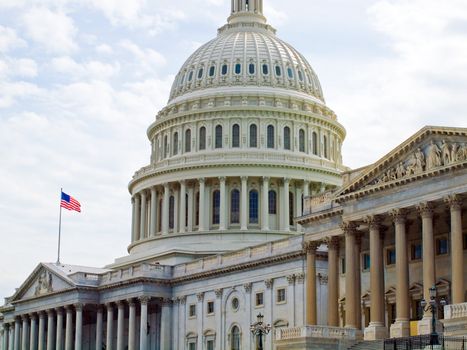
[21,7,77,54]
[51,56,120,80]
[96,44,113,55]
[0,25,26,52]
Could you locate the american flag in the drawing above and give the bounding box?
[60,192,81,212]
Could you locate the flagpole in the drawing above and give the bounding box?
[57,187,63,265]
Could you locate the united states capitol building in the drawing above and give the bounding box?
[1,1,466,349]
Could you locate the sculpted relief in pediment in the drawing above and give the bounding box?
[369,140,467,187]
[34,270,54,296]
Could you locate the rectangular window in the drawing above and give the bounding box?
[387,248,396,266]
[411,243,422,260]
[277,288,286,303]
[436,237,449,255]
[362,253,370,271]
[207,340,214,350]
[207,301,215,315]
[189,343,196,350]
[256,292,264,306]
[189,304,196,317]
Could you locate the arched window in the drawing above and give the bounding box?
[267,125,275,149]
[249,190,259,224]
[275,65,282,77]
[221,64,228,75]
[232,124,240,148]
[164,135,168,158]
[249,124,257,148]
[231,189,240,224]
[284,126,291,150]
[209,65,216,77]
[188,71,193,82]
[173,132,179,155]
[299,129,305,152]
[195,192,200,226]
[185,129,191,153]
[199,127,206,151]
[268,190,277,214]
[169,195,175,229]
[248,63,255,75]
[312,132,318,155]
[298,70,304,81]
[289,192,294,226]
[287,67,294,79]
[215,125,223,149]
[197,68,204,79]
[262,64,269,75]
[212,190,220,225]
[323,135,328,159]
[231,326,241,350]
[234,63,241,75]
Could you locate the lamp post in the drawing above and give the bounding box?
[250,313,271,350]
[420,285,447,346]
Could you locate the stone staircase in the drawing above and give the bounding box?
[347,340,384,350]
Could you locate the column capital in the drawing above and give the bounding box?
[243,283,252,293]
[324,236,340,250]
[105,302,114,309]
[340,221,358,234]
[127,299,136,307]
[218,176,226,183]
[417,201,434,218]
[179,296,187,305]
[139,296,151,305]
[116,300,125,308]
[198,178,205,184]
[286,274,296,285]
[38,310,47,318]
[302,240,320,254]
[364,215,383,230]
[283,177,290,184]
[150,186,157,193]
[296,273,305,284]
[241,176,248,182]
[96,305,104,313]
[179,180,186,186]
[303,180,310,185]
[21,314,29,321]
[74,303,84,311]
[55,307,64,315]
[29,312,38,319]
[46,309,55,316]
[390,208,407,224]
[444,194,462,211]
[215,288,224,298]
[140,189,147,197]
[161,298,172,306]
[163,182,170,189]
[262,176,270,182]
[196,292,205,302]
[265,278,273,289]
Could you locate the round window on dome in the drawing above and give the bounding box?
[235,63,242,75]
[248,63,255,75]
[221,64,228,76]
[262,64,269,75]
[209,66,216,77]
[287,67,294,79]
[232,297,239,311]
[197,68,204,79]
[275,65,282,77]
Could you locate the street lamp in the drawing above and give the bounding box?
[250,313,272,350]
[420,285,447,345]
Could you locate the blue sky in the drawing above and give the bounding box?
[1,0,467,299]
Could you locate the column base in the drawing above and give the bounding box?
[364,322,388,340]
[390,320,410,338]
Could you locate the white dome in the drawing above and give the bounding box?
[168,14,324,103]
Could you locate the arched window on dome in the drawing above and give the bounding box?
[212,190,220,225]
[267,125,275,149]
[197,68,204,79]
[248,63,255,75]
[232,124,240,148]
[323,135,328,159]
[231,189,240,224]
[262,64,269,75]
[195,192,200,226]
[289,192,294,226]
[275,65,282,77]
[199,127,206,150]
[298,70,304,82]
[209,65,216,77]
[188,71,194,82]
[287,67,294,79]
[221,64,228,76]
[215,125,223,149]
[268,190,277,214]
[231,325,241,350]
[299,129,305,152]
[249,124,258,148]
[173,132,179,155]
[169,195,175,229]
[185,129,192,153]
[234,63,242,75]
[284,126,291,150]
[164,135,169,158]
[180,73,185,85]
[249,190,259,224]
[312,132,318,156]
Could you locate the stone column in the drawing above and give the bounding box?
[106,303,114,350]
[140,191,147,239]
[240,176,248,230]
[8,324,14,350]
[150,187,158,237]
[160,299,172,350]
[2,324,8,350]
[134,194,141,241]
[214,290,223,350]
[46,310,55,350]
[261,177,269,231]
[95,306,103,350]
[303,241,319,325]
[342,222,358,329]
[187,186,194,232]
[55,308,63,350]
[131,197,136,242]
[29,314,37,350]
[64,308,72,350]
[21,316,29,350]
[303,180,310,197]
[128,300,136,350]
[162,184,170,234]
[196,293,204,350]
[418,203,436,313]
[295,186,303,230]
[13,318,20,350]
[198,179,206,231]
[219,177,227,231]
[173,188,180,233]
[389,209,410,338]
[354,232,362,330]
[326,236,340,327]
[38,313,46,350]
[139,297,150,350]
[445,195,464,304]
[74,304,83,350]
[179,181,186,234]
[286,275,296,327]
[116,302,124,350]
[364,216,387,340]
[282,178,290,231]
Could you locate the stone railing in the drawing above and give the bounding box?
[303,190,336,215]
[444,302,467,319]
[100,263,172,285]
[275,326,358,341]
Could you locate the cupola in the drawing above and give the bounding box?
[228,0,266,24]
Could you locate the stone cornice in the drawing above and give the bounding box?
[296,208,343,225]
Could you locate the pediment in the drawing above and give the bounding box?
[336,126,467,200]
[11,263,76,302]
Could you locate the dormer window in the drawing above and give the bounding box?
[248,63,255,75]
[209,66,216,77]
[235,63,242,75]
[221,64,228,76]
